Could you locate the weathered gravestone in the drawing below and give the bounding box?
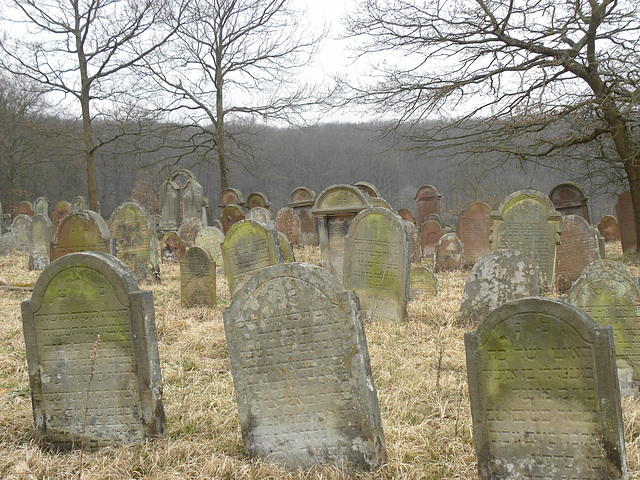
[459,249,541,326]
[353,181,381,198]
[397,208,417,225]
[409,266,438,300]
[194,226,225,273]
[221,219,282,297]
[158,169,209,236]
[71,196,88,212]
[28,214,54,270]
[158,177,180,234]
[177,216,203,248]
[50,211,113,262]
[223,262,387,470]
[568,262,640,396]
[490,189,561,290]
[0,232,17,255]
[275,206,302,247]
[549,182,590,222]
[161,231,185,262]
[246,206,273,225]
[53,200,72,233]
[415,185,441,227]
[246,191,270,210]
[458,201,492,266]
[278,231,295,263]
[598,215,620,242]
[420,220,443,259]
[181,246,216,307]
[12,214,32,251]
[424,213,441,225]
[616,191,636,254]
[20,252,165,450]
[17,200,35,217]
[288,186,318,246]
[218,187,245,209]
[465,297,627,480]
[34,197,49,218]
[220,203,245,234]
[405,221,422,263]
[109,200,160,284]
[555,215,601,292]
[434,233,464,272]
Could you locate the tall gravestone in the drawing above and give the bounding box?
[28,214,54,270]
[415,185,441,227]
[246,191,270,210]
[34,197,49,218]
[555,215,601,292]
[223,262,387,470]
[465,298,627,480]
[158,169,208,237]
[21,252,165,450]
[420,219,443,259]
[275,207,302,246]
[409,266,438,299]
[220,203,245,234]
[434,233,464,272]
[288,186,317,246]
[616,191,636,254]
[195,226,225,273]
[109,200,160,284]
[181,246,216,307]
[221,220,282,297]
[458,201,492,266]
[344,207,410,322]
[12,214,32,251]
[490,190,561,290]
[50,211,112,262]
[598,215,620,242]
[53,200,72,233]
[549,182,590,222]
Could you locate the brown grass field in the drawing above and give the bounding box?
[1,243,640,479]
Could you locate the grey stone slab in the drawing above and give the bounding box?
[195,226,225,273]
[181,246,216,307]
[28,214,53,270]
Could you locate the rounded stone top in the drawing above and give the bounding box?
[288,186,316,206]
[218,188,245,208]
[56,210,110,241]
[312,184,373,215]
[492,189,561,219]
[246,192,271,209]
[168,168,197,182]
[549,182,588,205]
[414,185,441,201]
[353,181,381,198]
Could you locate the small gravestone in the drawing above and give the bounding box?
[549,182,590,221]
[278,231,295,263]
[0,232,18,255]
[405,221,422,263]
[218,187,244,209]
[21,252,165,450]
[465,297,627,480]
[50,211,112,262]
[616,191,636,254]
[71,196,88,212]
[223,262,387,470]
[420,220,443,258]
[53,200,72,233]
[109,200,160,284]
[221,220,282,297]
[246,191,270,210]
[458,201,492,266]
[459,249,541,326]
[555,215,601,292]
[343,207,410,322]
[288,186,317,246]
[220,203,245,234]
[177,216,203,248]
[28,214,53,270]
[409,266,438,299]
[415,185,441,227]
[598,215,620,242]
[181,246,216,307]
[490,190,561,290]
[34,197,49,218]
[17,200,35,217]
[276,207,302,246]
[161,231,185,262]
[195,226,225,273]
[434,233,464,272]
[246,206,272,225]
[11,214,32,251]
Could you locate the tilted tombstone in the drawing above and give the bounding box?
[549,182,590,222]
[434,233,464,272]
[555,215,601,292]
[459,249,541,326]
[409,266,438,300]
[161,231,185,262]
[278,231,295,263]
[17,200,35,217]
[53,200,72,233]
[405,220,422,263]
[246,206,273,225]
[288,186,318,246]
[246,191,270,210]
[0,232,17,255]
[568,262,640,396]
[194,226,225,273]
[343,207,410,322]
[490,189,561,290]
[353,181,381,198]
[218,187,244,209]
[465,297,627,480]
[616,191,636,254]
[33,197,49,218]
[177,216,203,248]
[12,214,32,251]
[397,208,417,225]
[28,214,54,270]
[415,185,441,227]
[312,184,373,279]
[158,179,181,235]
[20,252,165,450]
[180,246,216,307]
[50,211,113,262]
[223,262,387,470]
[458,201,492,266]
[220,203,245,234]
[275,207,302,246]
[221,219,282,297]
[109,200,160,284]
[597,215,620,242]
[420,220,443,258]
[71,196,88,212]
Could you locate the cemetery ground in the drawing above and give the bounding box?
[1,246,640,479]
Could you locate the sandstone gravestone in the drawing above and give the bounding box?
[181,246,216,307]
[459,249,541,326]
[194,226,225,273]
[420,220,443,259]
[458,201,492,266]
[424,213,441,225]
[555,215,601,292]
[12,214,32,251]
[616,191,636,254]
[161,231,185,262]
[17,200,35,217]
[549,182,590,222]
[343,207,410,322]
[71,196,88,212]
[50,211,112,262]
[246,206,272,225]
[246,191,270,210]
[490,189,561,290]
[28,214,53,270]
[409,266,438,300]
[434,233,464,272]
[598,215,620,242]
[220,203,245,234]
[397,208,417,225]
[275,207,302,246]
[221,220,282,297]
[223,262,387,470]
[288,186,317,246]
[353,181,381,198]
[405,221,422,263]
[53,200,72,233]
[109,200,160,284]
[218,187,245,209]
[34,197,49,218]
[568,262,640,396]
[465,297,627,480]
[177,216,203,248]
[415,185,441,227]
[278,231,295,263]
[21,252,165,450]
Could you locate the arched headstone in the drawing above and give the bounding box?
[288,187,317,246]
[458,201,492,266]
[195,226,225,273]
[218,188,244,209]
[53,200,72,233]
[71,196,88,212]
[17,200,35,217]
[275,207,302,247]
[246,206,272,225]
[353,181,381,198]
[246,191,270,210]
[28,213,53,270]
[11,214,32,251]
[181,246,216,307]
[555,215,601,292]
[33,197,49,218]
[409,266,438,299]
[597,215,620,242]
[161,231,185,262]
[434,233,464,272]
[415,185,441,227]
[177,216,203,248]
[420,220,443,258]
[549,182,590,222]
[50,211,112,262]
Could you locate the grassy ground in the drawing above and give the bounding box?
[0,243,639,479]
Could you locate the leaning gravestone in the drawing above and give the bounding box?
[343,207,410,322]
[194,226,225,273]
[275,207,302,247]
[50,211,113,262]
[490,189,561,290]
[616,191,636,254]
[420,219,443,259]
[278,231,295,263]
[434,233,464,272]
[459,249,541,326]
[20,252,165,450]
[53,200,72,233]
[220,203,245,234]
[465,297,627,480]
[555,215,601,292]
[177,216,203,248]
[598,215,620,242]
[181,246,216,308]
[288,186,317,246]
[409,266,438,300]
[12,214,32,251]
[221,220,282,297]
[458,201,492,266]
[109,200,160,284]
[28,214,54,270]
[223,262,387,470]
[161,231,185,262]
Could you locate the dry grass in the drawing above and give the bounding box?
[0,242,639,479]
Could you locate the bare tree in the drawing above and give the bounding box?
[344,0,640,242]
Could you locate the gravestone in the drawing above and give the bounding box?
[343,207,410,322]
[161,231,185,262]
[17,200,35,217]
[194,226,225,273]
[158,178,180,234]
[221,220,283,297]
[0,232,18,255]
[71,196,88,212]
[616,191,636,254]
[555,215,601,292]
[223,262,387,470]
[458,201,492,266]
[246,191,270,210]
[459,249,541,326]
[28,214,54,270]
[568,262,640,396]
[21,252,165,450]
[424,213,441,225]
[397,208,417,225]
[158,169,208,236]
[597,215,620,242]
[353,181,381,198]
[53,200,72,233]
[465,297,627,480]
[275,207,302,246]
[50,211,112,262]
[246,206,272,225]
[312,184,373,278]
[220,203,245,234]
[12,214,32,251]
[181,246,216,307]
[405,221,422,263]
[549,182,590,222]
[420,220,443,258]
[434,233,464,272]
[177,216,203,248]
[288,186,318,246]
[415,185,441,227]
[34,197,49,218]
[218,187,244,209]
[109,200,160,284]
[409,266,438,300]
[181,177,204,221]
[278,232,295,263]
[490,189,561,290]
